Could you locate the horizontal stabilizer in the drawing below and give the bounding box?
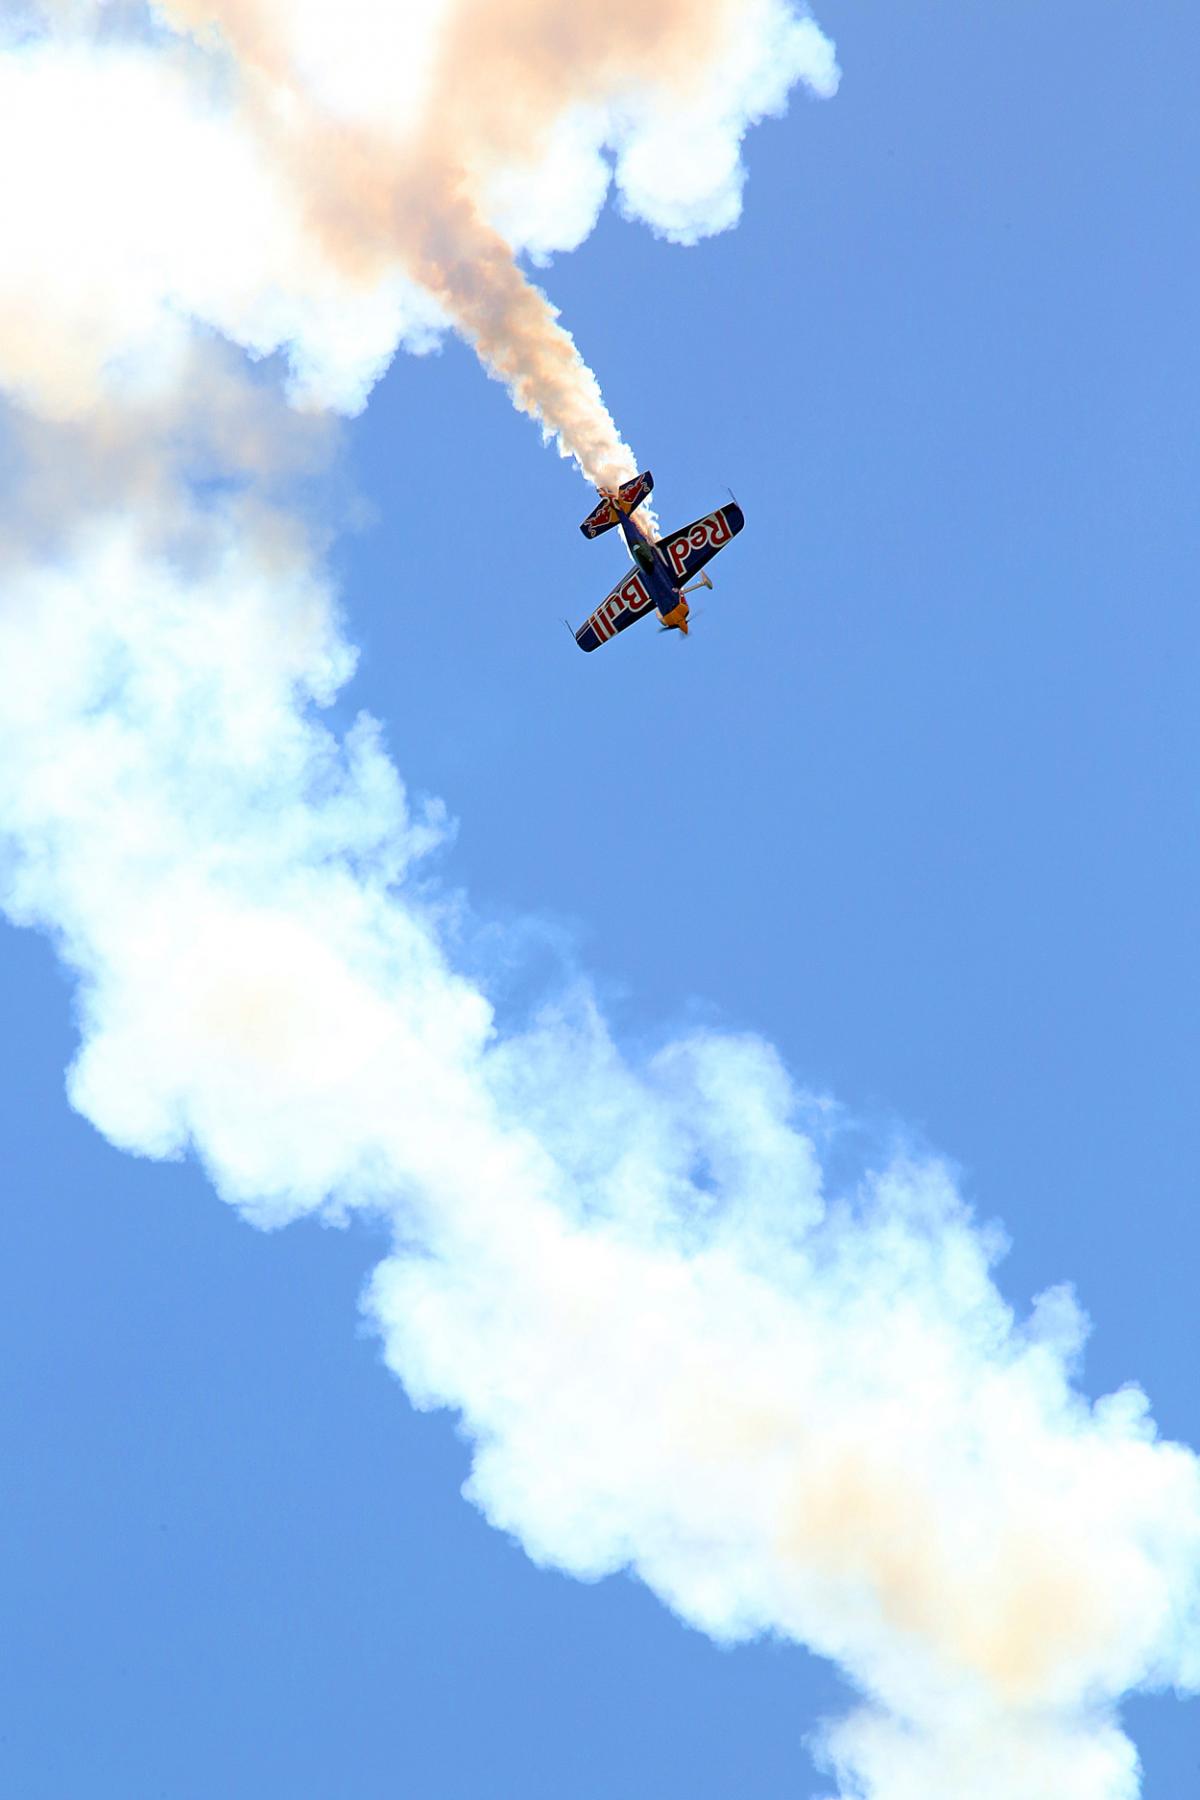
[580,469,655,539]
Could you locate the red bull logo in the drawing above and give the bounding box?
[664,508,734,580]
[582,499,618,537]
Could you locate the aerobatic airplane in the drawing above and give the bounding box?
[573,471,744,652]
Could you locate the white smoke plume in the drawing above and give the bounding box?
[2,0,838,485]
[1,8,1198,1800]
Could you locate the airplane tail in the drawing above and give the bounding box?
[579,470,654,539]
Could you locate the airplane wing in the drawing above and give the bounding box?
[574,567,657,651]
[655,501,744,585]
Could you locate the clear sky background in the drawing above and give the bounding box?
[1,4,1197,1795]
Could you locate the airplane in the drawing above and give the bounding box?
[573,470,745,652]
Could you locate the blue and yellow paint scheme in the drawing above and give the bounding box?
[574,471,745,652]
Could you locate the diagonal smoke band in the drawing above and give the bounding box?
[1,8,1198,1800]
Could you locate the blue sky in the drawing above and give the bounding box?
[1,4,1197,1796]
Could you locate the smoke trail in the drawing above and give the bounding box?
[153,0,838,486]
[4,400,1198,1800]
[1,9,1198,1800]
[4,0,837,487]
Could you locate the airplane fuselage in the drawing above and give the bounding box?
[618,515,690,632]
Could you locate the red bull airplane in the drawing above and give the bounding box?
[573,471,745,652]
